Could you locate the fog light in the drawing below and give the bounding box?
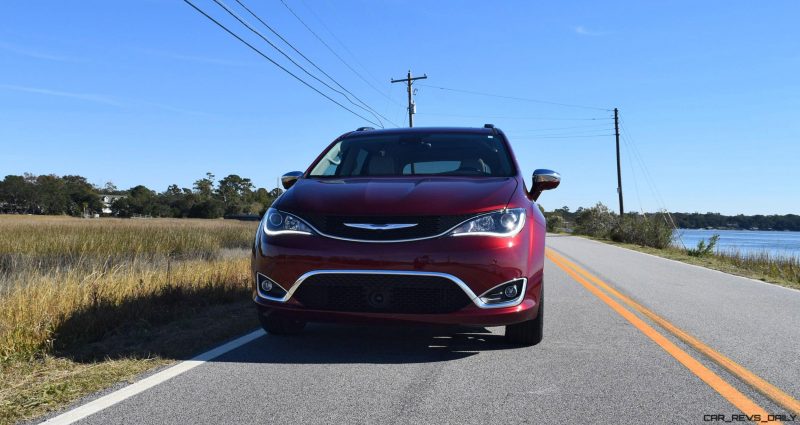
[256,273,288,300]
[478,278,526,306]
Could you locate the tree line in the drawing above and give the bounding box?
[548,206,800,231]
[0,172,282,218]
[668,212,800,231]
[3,175,797,229]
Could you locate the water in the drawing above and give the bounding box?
[675,229,800,259]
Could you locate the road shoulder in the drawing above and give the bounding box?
[4,301,257,425]
[549,233,800,291]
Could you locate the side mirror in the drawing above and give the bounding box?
[281,171,304,189]
[531,169,560,201]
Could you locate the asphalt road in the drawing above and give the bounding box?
[42,235,800,424]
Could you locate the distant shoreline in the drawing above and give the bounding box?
[677,227,800,232]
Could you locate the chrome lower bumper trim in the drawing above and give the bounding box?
[255,269,527,310]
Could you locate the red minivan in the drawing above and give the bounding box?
[251,125,559,345]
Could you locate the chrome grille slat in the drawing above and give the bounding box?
[297,214,472,241]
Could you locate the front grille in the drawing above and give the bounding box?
[293,273,473,314]
[298,214,472,241]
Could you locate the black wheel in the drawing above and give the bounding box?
[505,287,543,346]
[257,308,306,335]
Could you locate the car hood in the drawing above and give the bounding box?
[276,177,518,216]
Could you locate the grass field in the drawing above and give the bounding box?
[0,215,259,424]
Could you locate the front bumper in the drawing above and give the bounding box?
[255,291,540,327]
[251,226,544,326]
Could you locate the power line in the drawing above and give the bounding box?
[619,118,683,244]
[513,123,619,132]
[416,112,613,121]
[513,127,616,136]
[418,83,612,111]
[514,134,613,139]
[518,132,616,137]
[620,131,675,247]
[298,0,389,92]
[390,83,407,127]
[619,119,667,211]
[230,0,398,127]
[278,0,403,109]
[621,134,645,214]
[182,0,381,127]
[210,0,390,127]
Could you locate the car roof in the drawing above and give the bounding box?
[342,126,499,139]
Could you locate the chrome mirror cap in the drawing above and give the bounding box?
[281,171,304,189]
[531,169,560,201]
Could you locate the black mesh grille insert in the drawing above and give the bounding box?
[293,273,472,314]
[297,214,472,241]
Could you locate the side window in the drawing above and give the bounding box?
[353,149,368,175]
[310,143,342,176]
[321,162,338,175]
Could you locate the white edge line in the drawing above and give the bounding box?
[40,329,266,425]
[549,234,800,294]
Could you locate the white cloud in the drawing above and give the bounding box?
[138,48,248,67]
[0,84,209,116]
[0,42,81,62]
[136,100,212,117]
[574,26,610,37]
[0,84,122,106]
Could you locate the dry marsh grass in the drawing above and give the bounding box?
[1,256,251,361]
[0,215,253,270]
[711,248,800,286]
[0,215,258,424]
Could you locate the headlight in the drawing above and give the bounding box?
[450,208,526,237]
[262,208,314,236]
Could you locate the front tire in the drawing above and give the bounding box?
[257,308,306,335]
[505,288,543,346]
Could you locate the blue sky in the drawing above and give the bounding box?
[1,1,798,215]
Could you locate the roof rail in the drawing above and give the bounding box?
[355,127,375,131]
[483,123,494,129]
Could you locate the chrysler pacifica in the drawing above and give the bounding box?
[251,125,559,346]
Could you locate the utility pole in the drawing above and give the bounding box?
[391,70,427,127]
[614,108,624,216]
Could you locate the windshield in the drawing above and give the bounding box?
[308,132,515,178]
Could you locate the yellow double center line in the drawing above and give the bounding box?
[546,248,800,421]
